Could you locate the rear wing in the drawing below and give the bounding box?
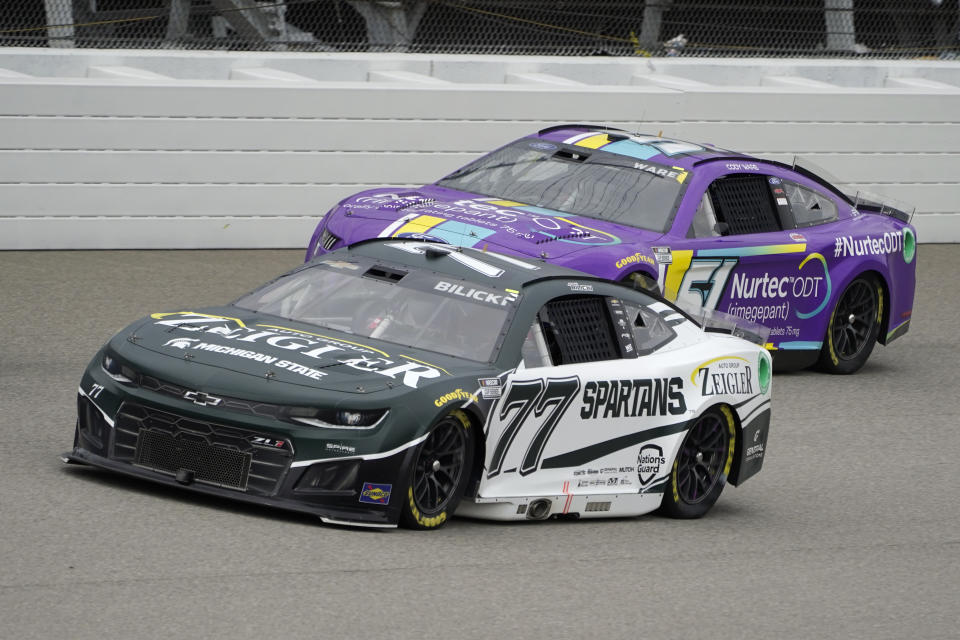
[847,191,916,224]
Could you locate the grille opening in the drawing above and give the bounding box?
[135,428,252,490]
[114,404,290,496]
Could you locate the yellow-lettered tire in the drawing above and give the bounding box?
[658,406,735,519]
[818,275,883,375]
[400,410,475,530]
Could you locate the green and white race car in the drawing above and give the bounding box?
[66,240,771,529]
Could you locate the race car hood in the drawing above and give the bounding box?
[114,307,479,397]
[328,185,665,260]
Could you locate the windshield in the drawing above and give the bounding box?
[436,139,689,232]
[234,260,516,362]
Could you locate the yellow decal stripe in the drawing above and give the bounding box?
[663,250,694,300]
[256,324,389,357]
[400,354,450,376]
[556,217,618,241]
[575,133,612,149]
[486,200,525,207]
[150,311,247,328]
[392,215,446,237]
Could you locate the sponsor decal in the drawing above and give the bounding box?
[478,377,503,399]
[566,282,594,292]
[725,162,760,171]
[580,378,686,420]
[776,197,789,206]
[325,442,356,454]
[833,231,905,259]
[651,246,673,264]
[151,313,442,388]
[615,251,656,269]
[433,281,517,306]
[632,161,689,184]
[768,177,782,185]
[529,141,558,152]
[434,388,478,407]
[359,482,392,505]
[721,252,832,321]
[745,430,765,461]
[637,444,666,486]
[790,232,806,242]
[691,357,754,396]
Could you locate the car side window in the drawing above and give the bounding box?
[706,174,782,236]
[623,303,677,355]
[783,180,838,227]
[521,295,624,367]
[689,192,721,238]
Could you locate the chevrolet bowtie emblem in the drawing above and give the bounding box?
[183,390,223,407]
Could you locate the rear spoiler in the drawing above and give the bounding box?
[846,191,916,224]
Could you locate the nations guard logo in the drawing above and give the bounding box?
[636,444,666,486]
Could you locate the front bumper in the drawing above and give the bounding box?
[69,392,414,528]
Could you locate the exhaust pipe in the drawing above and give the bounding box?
[526,498,552,520]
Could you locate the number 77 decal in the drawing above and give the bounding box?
[487,376,581,478]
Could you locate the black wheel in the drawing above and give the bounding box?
[818,275,882,375]
[400,410,474,530]
[659,406,735,519]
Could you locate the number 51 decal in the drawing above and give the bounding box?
[672,257,738,311]
[487,376,580,478]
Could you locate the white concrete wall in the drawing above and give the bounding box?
[1,48,958,249]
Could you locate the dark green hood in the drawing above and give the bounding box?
[119,307,482,397]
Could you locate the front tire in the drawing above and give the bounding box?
[818,275,882,375]
[659,406,735,519]
[400,410,474,530]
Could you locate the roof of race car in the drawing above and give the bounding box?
[533,124,752,169]
[327,238,606,291]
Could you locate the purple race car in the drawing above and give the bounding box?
[306,124,916,374]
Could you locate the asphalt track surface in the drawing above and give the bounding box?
[2,246,958,640]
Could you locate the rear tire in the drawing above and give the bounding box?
[400,410,474,530]
[818,275,882,375]
[659,406,735,519]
